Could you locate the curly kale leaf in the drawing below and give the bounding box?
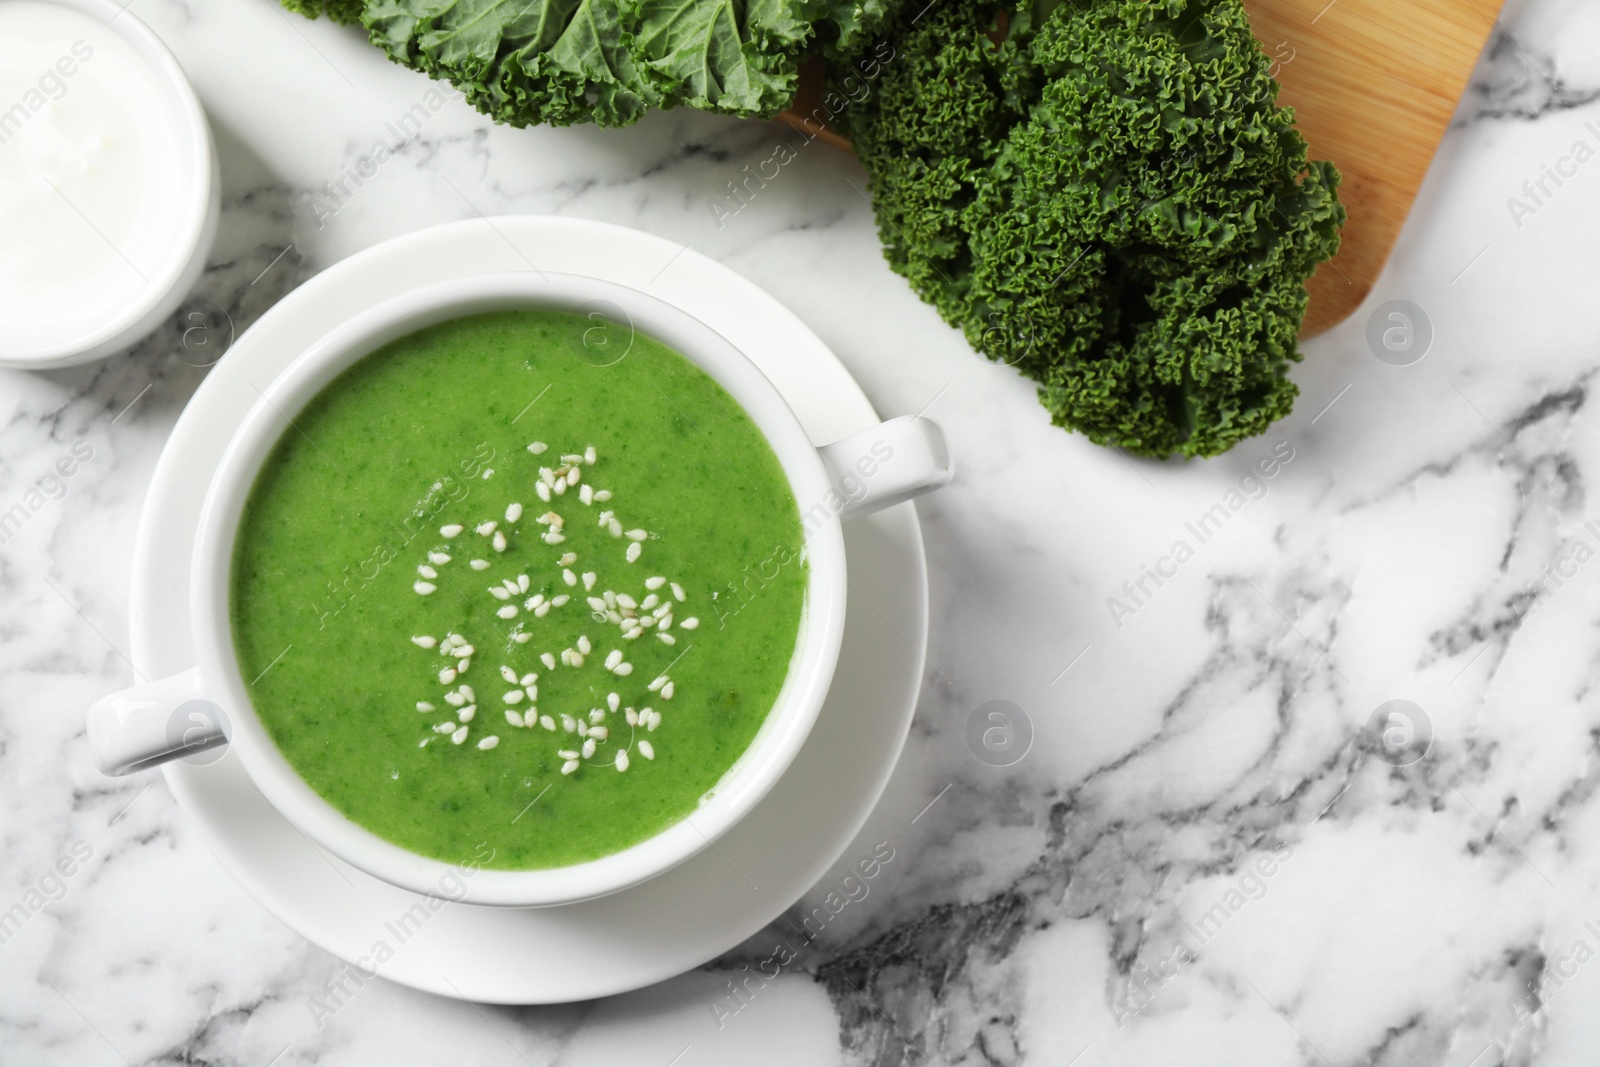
[838,0,1344,458]
[299,0,841,127]
[281,0,365,23]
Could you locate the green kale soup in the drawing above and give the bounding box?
[230,309,808,870]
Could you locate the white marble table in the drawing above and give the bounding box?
[6,0,1600,1062]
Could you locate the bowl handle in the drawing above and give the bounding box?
[87,667,230,776]
[817,415,953,521]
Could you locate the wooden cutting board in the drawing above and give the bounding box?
[780,0,1505,337]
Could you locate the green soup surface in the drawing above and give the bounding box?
[230,309,807,870]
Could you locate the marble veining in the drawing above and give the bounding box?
[6,0,1600,1063]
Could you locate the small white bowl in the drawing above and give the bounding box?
[0,0,218,368]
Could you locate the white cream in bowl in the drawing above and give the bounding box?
[0,0,217,367]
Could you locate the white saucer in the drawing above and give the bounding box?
[129,217,928,1003]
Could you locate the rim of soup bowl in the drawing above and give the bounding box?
[191,272,848,907]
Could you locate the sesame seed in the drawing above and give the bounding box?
[497,604,517,619]
[661,681,675,700]
[428,552,451,565]
[680,617,699,630]
[587,596,608,612]
[521,672,538,685]
[506,502,523,523]
[518,574,531,592]
[413,581,436,595]
[433,722,455,734]
[446,691,466,707]
[505,710,523,727]
[544,532,567,545]
[648,675,667,692]
[584,445,596,465]
[489,586,511,600]
[500,665,517,683]
[458,704,477,722]
[504,690,523,704]
[523,709,539,727]
[477,520,498,536]
[558,552,577,566]
[582,738,596,759]
[657,633,676,645]
[439,668,457,684]
[460,684,475,701]
[553,478,567,496]
[579,485,594,505]
[578,635,593,654]
[553,594,572,607]
[614,662,633,676]
[526,594,545,609]
[470,559,490,571]
[659,614,673,630]
[570,652,585,668]
[528,441,547,454]
[595,490,612,501]
[616,593,637,610]
[561,760,579,775]
[626,542,642,563]
[451,726,469,744]
[452,644,475,658]
[534,603,551,617]
[540,715,555,731]
[492,531,508,552]
[458,658,472,672]
[624,627,643,640]
[525,684,538,701]
[609,519,623,538]
[561,453,583,465]
[646,711,660,732]
[558,749,578,760]
[583,572,597,591]
[590,725,608,739]
[411,636,437,649]
[566,467,581,487]
[615,750,630,772]
[482,469,493,479]
[478,736,499,750]
[641,593,659,610]
[417,701,434,712]
[671,583,686,602]
[440,524,464,538]
[607,692,620,712]
[605,649,622,670]
[536,481,551,502]
[561,714,577,732]
[563,569,578,586]
[513,632,532,644]
[625,529,647,541]
[625,708,638,725]
[638,741,654,760]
